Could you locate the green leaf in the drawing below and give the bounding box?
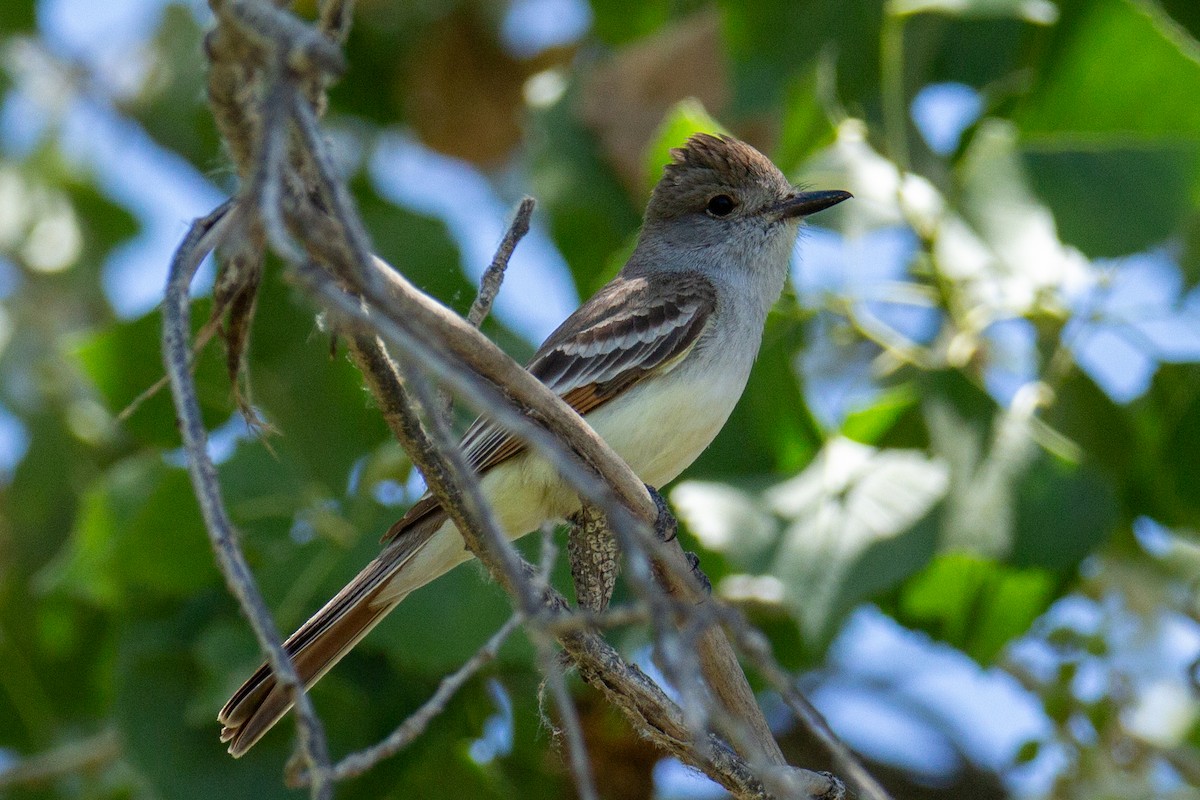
[72,301,229,448]
[841,384,920,445]
[1015,738,1042,764]
[116,620,291,800]
[1148,364,1200,525]
[36,456,217,608]
[773,66,838,174]
[1044,368,1137,480]
[589,0,674,45]
[1016,0,1200,138]
[896,552,1056,662]
[904,14,1035,93]
[230,272,390,489]
[1012,456,1117,569]
[719,0,884,117]
[1159,0,1200,42]
[1180,213,1200,287]
[1021,141,1198,257]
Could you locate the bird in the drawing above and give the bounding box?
[218,132,850,756]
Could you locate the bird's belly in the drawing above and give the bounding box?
[583,369,743,488]
[397,367,746,594]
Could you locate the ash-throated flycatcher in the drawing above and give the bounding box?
[219,133,850,755]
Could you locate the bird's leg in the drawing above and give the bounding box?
[645,484,711,595]
[567,503,620,613]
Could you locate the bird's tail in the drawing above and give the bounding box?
[218,511,446,757]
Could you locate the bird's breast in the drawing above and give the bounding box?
[581,351,750,488]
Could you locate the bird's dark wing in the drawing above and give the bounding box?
[383,271,717,542]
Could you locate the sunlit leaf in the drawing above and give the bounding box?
[895,552,1056,663]
[671,481,780,572]
[841,384,920,445]
[889,0,1059,24]
[1016,0,1200,138]
[768,437,947,644]
[954,119,1092,316]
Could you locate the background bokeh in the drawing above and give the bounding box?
[2,0,1200,798]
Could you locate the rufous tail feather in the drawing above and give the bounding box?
[218,512,444,756]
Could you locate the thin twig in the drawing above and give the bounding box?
[441,196,536,422]
[529,526,599,800]
[469,197,535,329]
[541,603,651,634]
[292,614,523,785]
[0,729,121,790]
[161,201,334,800]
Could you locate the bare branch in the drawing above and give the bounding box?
[161,201,334,800]
[724,612,895,800]
[307,263,839,798]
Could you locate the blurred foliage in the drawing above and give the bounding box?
[1,1,1199,799]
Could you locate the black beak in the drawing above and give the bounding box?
[772,189,853,220]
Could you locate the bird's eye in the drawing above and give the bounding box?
[705,194,737,217]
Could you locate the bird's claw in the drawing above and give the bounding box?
[645,484,677,542]
[684,551,712,595]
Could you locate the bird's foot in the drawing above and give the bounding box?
[645,484,677,542]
